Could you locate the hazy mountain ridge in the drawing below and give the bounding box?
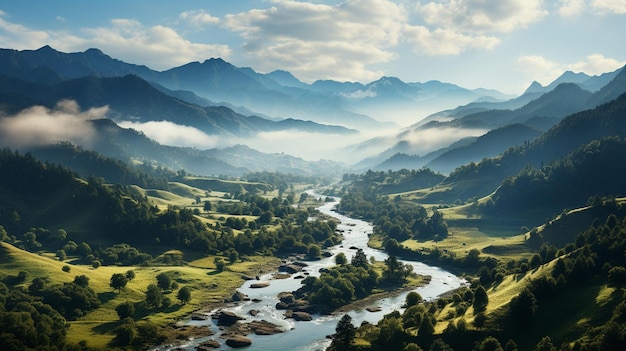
[438,92,626,202]
[0,46,511,130]
[364,65,626,173]
[0,73,356,137]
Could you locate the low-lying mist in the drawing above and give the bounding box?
[0,100,488,169]
[0,100,108,149]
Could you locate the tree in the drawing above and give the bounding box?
[110,273,128,293]
[74,275,90,288]
[351,248,368,268]
[307,244,321,258]
[177,286,192,304]
[473,285,489,313]
[405,291,423,307]
[203,201,212,212]
[335,252,348,265]
[145,284,163,308]
[509,288,537,324]
[125,270,136,281]
[608,266,626,287]
[418,315,435,336]
[504,340,518,351]
[0,225,8,241]
[116,301,135,320]
[474,312,487,329]
[227,249,239,264]
[476,336,503,351]
[331,314,356,351]
[404,343,423,351]
[534,336,556,351]
[430,339,454,351]
[214,258,226,272]
[156,272,171,291]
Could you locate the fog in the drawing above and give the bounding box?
[0,100,487,168]
[0,100,107,148]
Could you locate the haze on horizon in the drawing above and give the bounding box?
[1,1,626,164]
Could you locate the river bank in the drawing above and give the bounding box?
[155,193,466,351]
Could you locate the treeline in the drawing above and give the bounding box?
[30,142,171,190]
[483,136,626,215]
[442,92,626,204]
[0,149,340,267]
[338,177,448,243]
[342,169,445,195]
[243,171,333,193]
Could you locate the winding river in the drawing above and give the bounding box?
[162,193,466,351]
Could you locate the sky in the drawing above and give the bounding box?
[1,0,626,94]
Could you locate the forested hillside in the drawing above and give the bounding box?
[437,93,626,203]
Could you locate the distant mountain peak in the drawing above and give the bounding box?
[524,81,544,94]
[36,45,56,52]
[84,48,106,56]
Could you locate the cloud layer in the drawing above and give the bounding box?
[0,100,107,148]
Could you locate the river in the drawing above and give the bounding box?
[160,193,466,351]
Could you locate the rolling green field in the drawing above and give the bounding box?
[1,241,279,348]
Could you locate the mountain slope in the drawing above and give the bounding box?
[425,123,542,174]
[0,74,355,137]
[436,92,626,203]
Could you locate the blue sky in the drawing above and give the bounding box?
[1,0,626,94]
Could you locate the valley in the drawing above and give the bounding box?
[1,44,626,351]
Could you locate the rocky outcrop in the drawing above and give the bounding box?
[196,339,220,350]
[292,311,313,321]
[231,290,249,302]
[216,310,245,326]
[225,335,252,348]
[279,264,302,274]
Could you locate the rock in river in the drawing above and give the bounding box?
[225,335,252,348]
[216,310,245,326]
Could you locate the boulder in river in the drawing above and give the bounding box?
[366,306,382,312]
[250,282,270,289]
[225,335,252,348]
[196,339,220,350]
[231,290,249,302]
[217,311,245,326]
[292,311,313,321]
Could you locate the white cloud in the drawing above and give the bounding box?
[404,25,500,55]
[592,0,626,14]
[417,0,547,33]
[81,19,232,69]
[180,10,220,27]
[518,55,565,85]
[518,54,626,86]
[0,100,106,148]
[404,0,543,57]
[0,12,51,49]
[565,54,626,74]
[0,13,231,71]
[222,0,406,82]
[558,0,586,16]
[118,120,221,149]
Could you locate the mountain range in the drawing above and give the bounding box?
[353,64,626,173]
[2,45,626,179]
